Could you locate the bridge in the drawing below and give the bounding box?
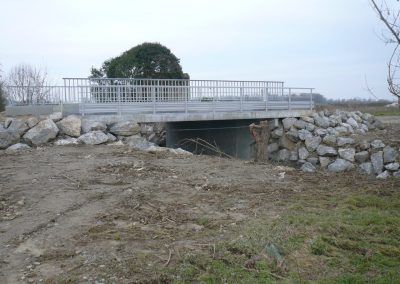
[5,78,314,122]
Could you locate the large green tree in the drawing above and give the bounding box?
[91,42,189,79]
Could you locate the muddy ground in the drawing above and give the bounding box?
[0,118,399,283]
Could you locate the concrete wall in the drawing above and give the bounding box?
[6,104,80,116]
[166,119,262,160]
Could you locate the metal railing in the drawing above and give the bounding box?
[4,78,314,116]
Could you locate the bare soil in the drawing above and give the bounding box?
[0,116,399,283]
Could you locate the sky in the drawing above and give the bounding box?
[0,0,396,101]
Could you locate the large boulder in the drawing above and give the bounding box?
[377,171,390,179]
[0,126,20,149]
[57,115,82,137]
[279,135,296,150]
[372,119,385,130]
[328,158,354,173]
[26,117,40,128]
[286,129,299,142]
[301,162,316,173]
[109,121,140,136]
[277,149,291,162]
[23,119,59,146]
[125,135,154,150]
[317,145,338,157]
[385,162,400,171]
[337,137,355,147]
[271,128,284,139]
[267,143,279,153]
[77,131,109,145]
[383,146,396,164]
[355,151,369,163]
[359,162,374,175]
[293,119,307,129]
[314,116,330,129]
[7,119,30,136]
[338,148,356,162]
[371,151,384,175]
[322,135,337,147]
[48,112,63,122]
[305,136,322,152]
[319,157,331,169]
[298,129,313,141]
[282,117,297,130]
[5,143,31,153]
[298,146,309,160]
[346,117,359,129]
[81,120,107,133]
[371,140,385,150]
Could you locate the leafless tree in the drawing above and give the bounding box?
[371,0,400,107]
[5,64,48,105]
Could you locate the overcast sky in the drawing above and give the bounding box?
[0,0,396,100]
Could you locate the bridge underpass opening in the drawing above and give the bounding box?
[166,119,263,160]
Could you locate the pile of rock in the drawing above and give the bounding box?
[266,110,399,179]
[0,113,168,153]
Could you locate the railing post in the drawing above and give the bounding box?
[310,88,314,111]
[265,87,268,112]
[288,88,292,111]
[240,83,243,112]
[118,86,121,116]
[152,85,156,114]
[185,81,188,115]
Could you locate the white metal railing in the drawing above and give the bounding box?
[4,78,314,115]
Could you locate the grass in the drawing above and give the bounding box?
[170,188,400,283]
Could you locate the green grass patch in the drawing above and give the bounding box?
[170,189,400,283]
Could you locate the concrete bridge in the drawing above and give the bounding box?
[5,78,315,159]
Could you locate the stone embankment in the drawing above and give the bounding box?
[0,113,187,155]
[261,110,399,178]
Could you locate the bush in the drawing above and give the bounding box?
[0,81,5,111]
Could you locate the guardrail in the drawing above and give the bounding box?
[4,78,314,116]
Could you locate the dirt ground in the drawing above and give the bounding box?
[0,117,400,283]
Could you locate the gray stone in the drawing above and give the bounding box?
[354,151,369,163]
[307,157,319,166]
[361,113,374,122]
[383,146,396,164]
[357,141,370,151]
[334,126,349,135]
[326,127,340,137]
[0,127,20,149]
[305,136,322,152]
[23,119,59,146]
[293,119,307,129]
[298,129,312,141]
[81,120,107,133]
[385,162,400,171]
[314,128,328,136]
[338,148,356,162]
[107,133,117,142]
[56,115,82,137]
[282,117,297,130]
[298,146,309,160]
[279,135,296,150]
[314,116,330,128]
[301,162,316,173]
[328,158,354,173]
[377,170,390,179]
[305,123,316,132]
[267,143,279,153]
[346,117,359,129]
[7,119,29,136]
[371,140,385,150]
[350,112,362,123]
[140,124,154,135]
[337,137,355,147]
[372,119,385,130]
[371,151,384,174]
[109,121,140,136]
[286,129,299,142]
[54,137,79,146]
[355,129,366,135]
[301,117,314,124]
[360,124,369,132]
[77,131,109,145]
[48,112,63,122]
[277,149,291,162]
[26,117,40,128]
[319,157,331,169]
[317,145,338,157]
[322,135,337,147]
[359,162,374,175]
[5,143,31,153]
[289,150,299,161]
[126,135,155,150]
[271,127,284,139]
[394,171,400,178]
